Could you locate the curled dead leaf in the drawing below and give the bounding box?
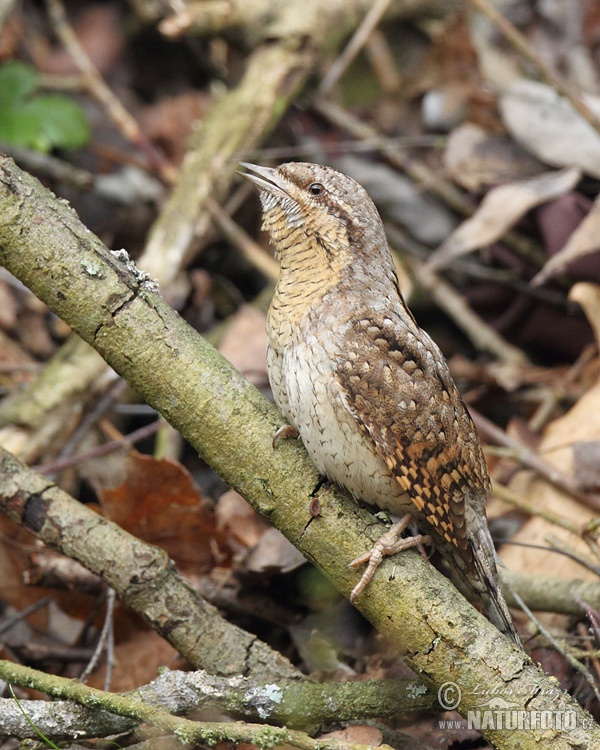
[532,197,600,286]
[428,168,580,269]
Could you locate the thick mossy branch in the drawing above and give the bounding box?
[0,661,338,750]
[0,445,298,682]
[0,155,598,749]
[0,666,437,740]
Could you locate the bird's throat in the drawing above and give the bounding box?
[268,234,347,346]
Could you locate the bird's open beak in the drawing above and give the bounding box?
[239,162,290,197]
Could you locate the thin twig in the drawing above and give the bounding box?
[0,597,52,637]
[473,409,600,512]
[52,378,126,473]
[80,589,116,689]
[44,0,177,184]
[388,220,568,309]
[205,197,279,280]
[500,541,600,578]
[319,0,394,94]
[509,589,600,703]
[545,534,600,575]
[35,419,163,475]
[576,621,600,692]
[249,134,442,160]
[0,143,94,188]
[398,247,528,365]
[363,29,402,93]
[491,483,582,536]
[575,599,600,643]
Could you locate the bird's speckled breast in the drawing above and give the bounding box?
[267,313,411,514]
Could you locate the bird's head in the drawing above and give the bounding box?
[240,161,391,277]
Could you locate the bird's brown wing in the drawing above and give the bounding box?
[333,312,490,560]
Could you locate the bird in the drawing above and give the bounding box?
[240,160,520,645]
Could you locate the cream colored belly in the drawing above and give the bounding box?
[267,339,411,514]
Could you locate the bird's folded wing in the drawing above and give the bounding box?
[332,312,490,560]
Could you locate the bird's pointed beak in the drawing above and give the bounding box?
[238,162,290,196]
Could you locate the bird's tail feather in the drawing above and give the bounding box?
[473,556,521,645]
[468,521,521,646]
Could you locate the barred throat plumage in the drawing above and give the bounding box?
[241,160,521,646]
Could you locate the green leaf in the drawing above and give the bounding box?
[0,60,38,107]
[0,60,91,152]
[20,95,91,151]
[0,107,46,149]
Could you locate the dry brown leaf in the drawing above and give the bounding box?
[499,401,600,629]
[319,725,383,746]
[140,91,209,164]
[499,285,600,630]
[215,489,270,549]
[99,452,224,573]
[427,168,581,269]
[0,513,110,631]
[88,628,183,691]
[0,521,51,627]
[444,123,543,192]
[532,194,600,285]
[501,79,600,178]
[218,305,268,387]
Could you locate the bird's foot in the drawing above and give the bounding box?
[348,513,431,602]
[272,424,300,448]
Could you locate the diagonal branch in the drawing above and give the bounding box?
[0,153,598,749]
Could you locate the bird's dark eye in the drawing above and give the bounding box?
[309,182,324,196]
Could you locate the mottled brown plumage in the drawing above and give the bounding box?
[241,160,520,645]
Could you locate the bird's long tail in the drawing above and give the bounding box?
[466,519,521,646]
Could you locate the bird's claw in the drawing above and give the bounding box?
[272,424,300,448]
[349,514,431,602]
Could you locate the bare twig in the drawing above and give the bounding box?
[473,410,600,512]
[44,0,177,184]
[509,589,600,703]
[0,596,52,637]
[491,483,582,537]
[398,247,528,365]
[205,197,279,280]
[79,589,116,690]
[319,0,394,95]
[575,599,600,643]
[35,419,163,475]
[545,534,600,576]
